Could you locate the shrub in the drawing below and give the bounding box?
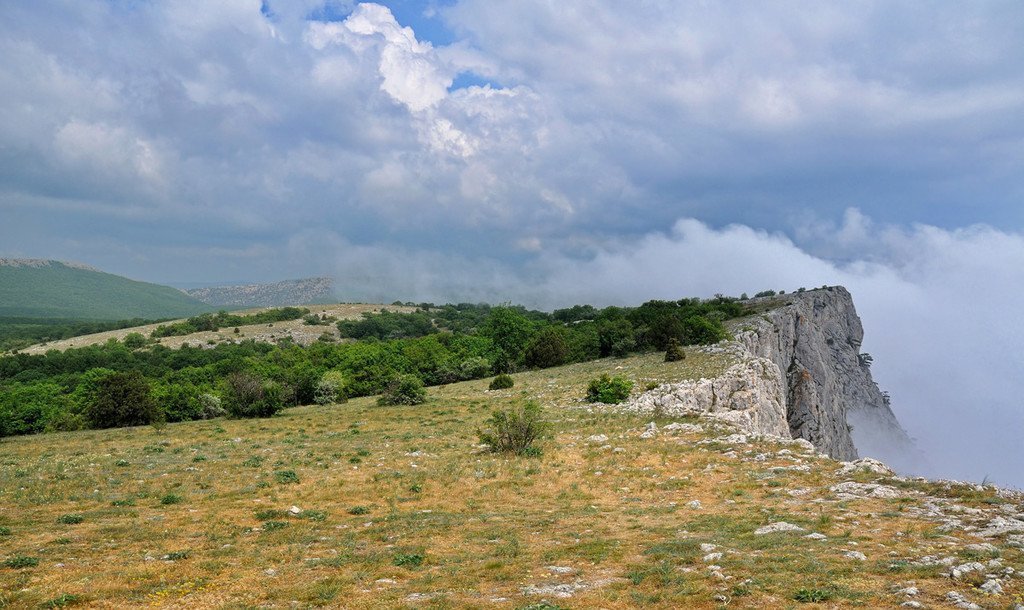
[85,371,160,429]
[198,393,225,419]
[378,375,426,406]
[488,374,514,390]
[223,372,286,418]
[314,370,347,405]
[57,514,84,524]
[586,374,633,404]
[523,327,569,369]
[3,555,39,568]
[159,493,183,505]
[477,401,549,456]
[122,332,148,349]
[348,506,370,515]
[664,338,686,362]
[459,356,492,380]
[393,552,424,568]
[274,470,300,484]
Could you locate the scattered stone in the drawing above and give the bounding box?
[663,422,703,434]
[836,457,895,476]
[686,500,702,510]
[897,586,919,596]
[585,434,609,444]
[844,551,867,561]
[977,516,1024,538]
[804,533,827,540]
[375,578,397,585]
[754,522,805,535]
[699,543,717,553]
[264,568,277,576]
[964,543,997,554]
[703,552,723,562]
[546,566,576,575]
[639,422,658,439]
[979,579,1003,595]
[405,593,435,602]
[287,506,302,516]
[900,602,923,608]
[521,581,591,598]
[830,481,903,500]
[950,562,985,579]
[945,591,982,610]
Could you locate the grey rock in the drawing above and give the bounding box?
[830,481,903,500]
[622,287,916,461]
[945,591,982,610]
[950,562,985,579]
[979,578,1003,595]
[753,521,805,535]
[844,550,867,561]
[585,434,609,443]
[836,457,895,476]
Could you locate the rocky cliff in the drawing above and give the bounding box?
[624,286,917,463]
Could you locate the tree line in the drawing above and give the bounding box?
[0,296,747,437]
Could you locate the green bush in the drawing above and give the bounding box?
[586,374,633,404]
[488,374,514,390]
[459,356,492,380]
[393,552,424,568]
[477,401,549,456]
[378,375,426,406]
[314,370,347,405]
[3,555,38,568]
[223,373,286,418]
[198,393,225,419]
[85,371,160,429]
[523,327,569,369]
[664,337,686,362]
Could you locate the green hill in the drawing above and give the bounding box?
[0,259,212,320]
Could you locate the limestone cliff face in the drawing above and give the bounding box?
[624,286,916,462]
[735,286,914,460]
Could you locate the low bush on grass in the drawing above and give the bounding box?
[393,552,424,568]
[477,401,549,456]
[586,374,634,404]
[159,493,183,505]
[3,555,39,568]
[488,374,514,390]
[57,514,84,524]
[377,375,426,406]
[274,470,299,484]
[664,337,686,362]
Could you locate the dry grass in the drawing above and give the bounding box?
[0,351,1020,608]
[17,304,415,355]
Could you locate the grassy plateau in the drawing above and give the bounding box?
[0,350,1021,609]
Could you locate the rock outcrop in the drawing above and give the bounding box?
[623,286,916,462]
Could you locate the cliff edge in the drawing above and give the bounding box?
[624,286,917,464]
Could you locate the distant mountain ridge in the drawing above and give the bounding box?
[185,277,334,308]
[0,259,211,319]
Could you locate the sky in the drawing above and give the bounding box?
[1,1,1023,486]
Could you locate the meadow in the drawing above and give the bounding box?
[2,349,1020,609]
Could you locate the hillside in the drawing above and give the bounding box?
[0,259,211,320]
[14,303,415,355]
[184,277,334,308]
[0,351,1021,608]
